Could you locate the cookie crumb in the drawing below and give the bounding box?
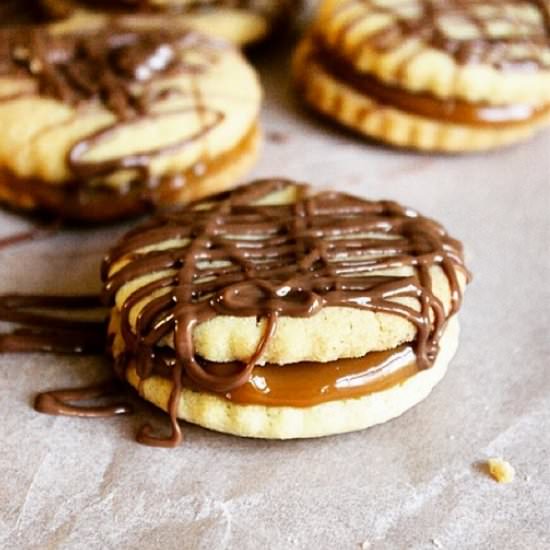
[487,457,515,483]
[431,538,443,548]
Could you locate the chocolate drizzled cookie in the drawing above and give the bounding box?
[0,20,262,222]
[294,0,550,151]
[103,179,470,446]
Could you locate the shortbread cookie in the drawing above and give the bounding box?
[103,179,470,446]
[40,0,296,46]
[0,21,261,222]
[294,0,550,151]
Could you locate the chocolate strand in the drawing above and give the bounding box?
[135,364,183,447]
[0,294,133,423]
[34,380,132,417]
[0,294,106,354]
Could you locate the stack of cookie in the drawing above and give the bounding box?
[102,180,469,445]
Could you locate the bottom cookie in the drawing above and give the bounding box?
[124,317,459,439]
[294,38,550,153]
[0,124,260,223]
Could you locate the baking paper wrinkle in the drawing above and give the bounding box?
[14,450,51,533]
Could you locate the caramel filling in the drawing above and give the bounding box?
[151,345,418,408]
[314,39,550,127]
[0,124,258,223]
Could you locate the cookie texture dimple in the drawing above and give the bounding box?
[293,35,550,151]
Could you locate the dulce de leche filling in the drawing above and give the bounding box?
[314,39,550,127]
[148,344,418,408]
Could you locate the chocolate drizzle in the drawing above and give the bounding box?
[0,25,221,117]
[103,179,470,447]
[0,292,133,419]
[0,23,231,219]
[329,0,550,70]
[34,380,132,417]
[0,294,106,354]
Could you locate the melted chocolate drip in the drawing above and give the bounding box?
[136,405,183,447]
[34,380,132,417]
[0,294,106,354]
[103,179,470,447]
[0,293,132,423]
[329,0,550,71]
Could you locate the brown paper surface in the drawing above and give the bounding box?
[1,15,549,550]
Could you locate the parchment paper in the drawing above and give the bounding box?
[1,16,549,550]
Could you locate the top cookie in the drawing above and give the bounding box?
[315,0,550,103]
[103,179,469,392]
[41,0,296,46]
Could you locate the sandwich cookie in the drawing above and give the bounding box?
[103,178,470,446]
[0,21,262,223]
[40,0,297,47]
[294,0,550,151]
